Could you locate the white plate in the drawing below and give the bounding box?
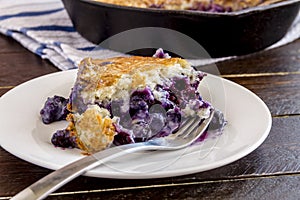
[0,70,271,179]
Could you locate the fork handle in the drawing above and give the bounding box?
[11,142,155,200]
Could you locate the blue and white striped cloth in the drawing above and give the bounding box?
[0,0,124,70]
[0,0,300,70]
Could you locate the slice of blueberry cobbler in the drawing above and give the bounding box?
[40,49,215,154]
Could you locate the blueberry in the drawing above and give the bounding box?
[129,87,155,117]
[166,107,182,132]
[188,2,232,12]
[153,107,182,138]
[131,87,155,105]
[40,95,69,124]
[149,4,164,9]
[200,101,211,109]
[51,129,77,149]
[113,131,135,145]
[113,124,134,145]
[153,48,170,58]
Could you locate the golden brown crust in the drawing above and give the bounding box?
[79,56,189,91]
[94,0,190,9]
[93,0,275,11]
[67,106,116,154]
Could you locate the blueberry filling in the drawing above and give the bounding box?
[149,4,164,9]
[147,3,233,13]
[107,76,209,144]
[189,2,232,12]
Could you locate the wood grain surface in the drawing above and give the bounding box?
[0,34,300,199]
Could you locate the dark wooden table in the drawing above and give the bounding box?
[0,33,300,200]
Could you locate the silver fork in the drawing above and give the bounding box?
[12,110,214,200]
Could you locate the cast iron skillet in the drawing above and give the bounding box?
[62,0,300,58]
